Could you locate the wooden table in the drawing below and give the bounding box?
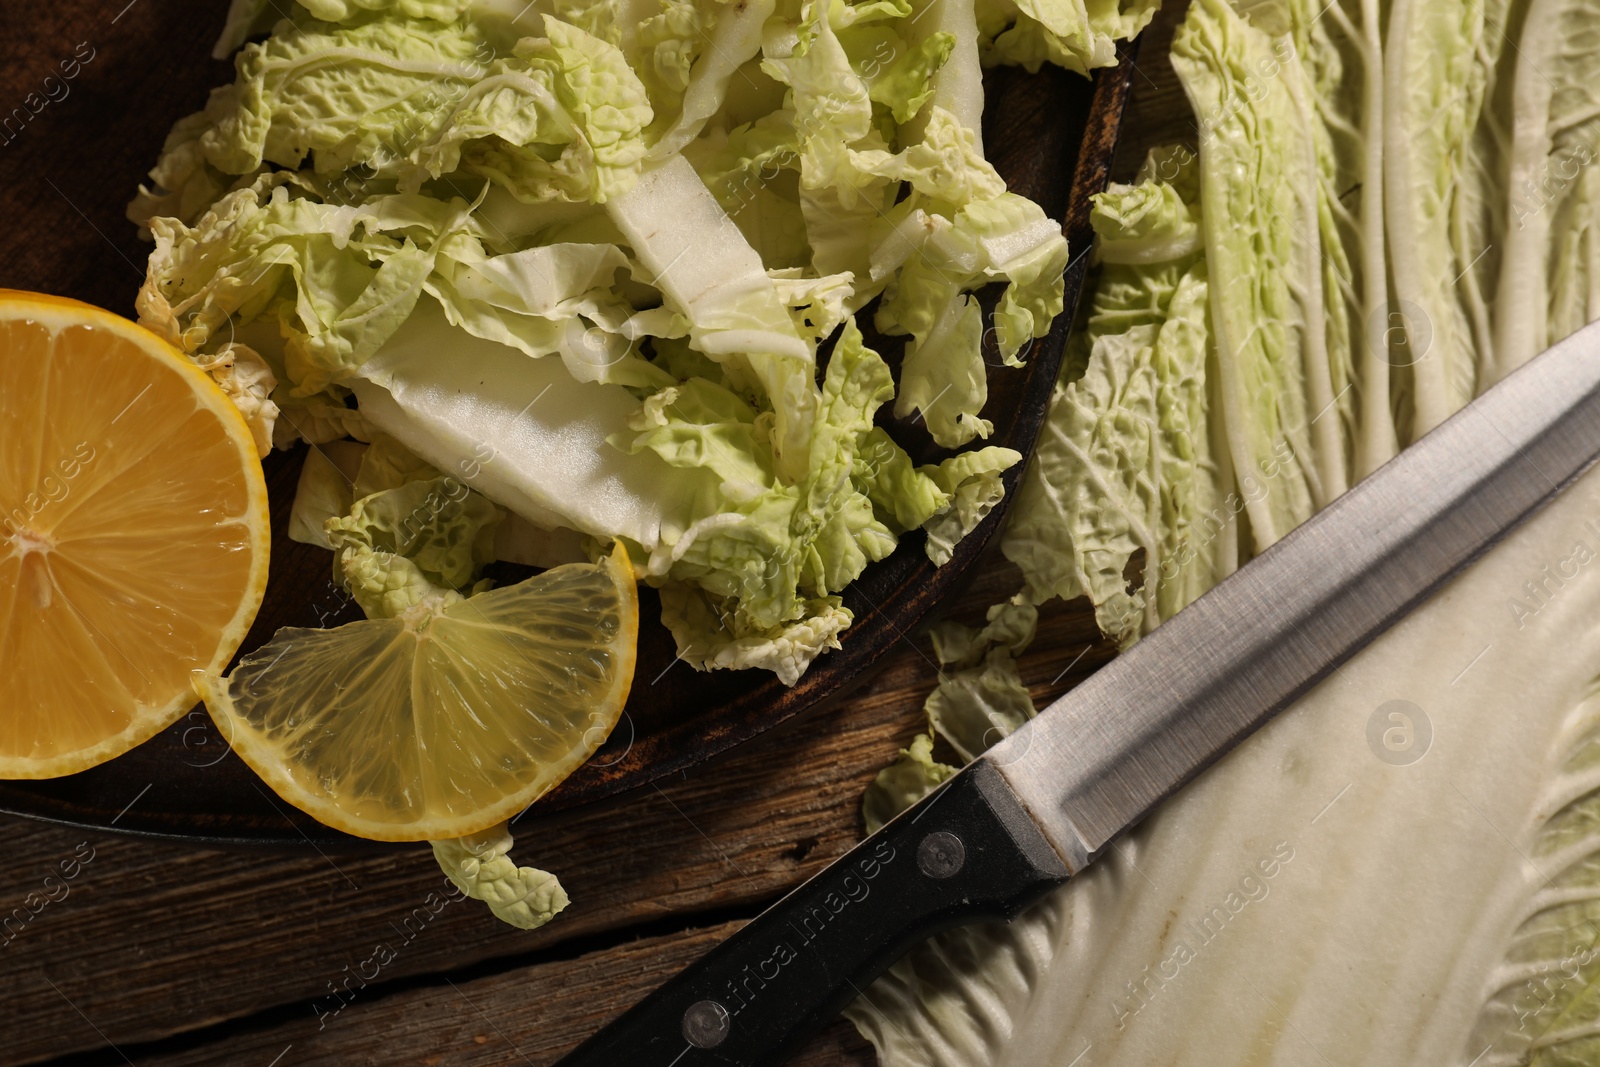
[0,3,1193,1063]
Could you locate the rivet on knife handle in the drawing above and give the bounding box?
[552,759,1070,1067]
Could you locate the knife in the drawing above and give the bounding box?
[554,321,1600,1066]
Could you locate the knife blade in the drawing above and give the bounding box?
[554,319,1600,1067]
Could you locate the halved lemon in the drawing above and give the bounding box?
[199,545,638,841]
[0,290,270,777]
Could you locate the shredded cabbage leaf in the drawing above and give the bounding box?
[431,822,570,931]
[133,0,1153,934]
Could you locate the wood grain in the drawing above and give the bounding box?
[0,658,923,1065]
[109,922,875,1067]
[1111,0,1194,180]
[0,2,234,316]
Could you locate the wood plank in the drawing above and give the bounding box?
[117,920,874,1067]
[1113,0,1194,180]
[0,667,916,1065]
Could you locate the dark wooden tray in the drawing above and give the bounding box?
[0,4,1135,846]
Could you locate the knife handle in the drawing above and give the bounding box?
[554,759,1071,1067]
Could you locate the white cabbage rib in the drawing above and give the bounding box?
[606,154,820,483]
[1383,0,1487,435]
[904,0,987,151]
[851,462,1600,1067]
[1277,25,1348,503]
[1344,0,1394,475]
[1171,0,1350,549]
[1489,0,1600,386]
[349,299,683,545]
[648,0,776,159]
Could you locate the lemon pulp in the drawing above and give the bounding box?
[201,545,638,841]
[0,291,269,778]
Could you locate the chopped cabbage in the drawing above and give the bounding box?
[132,0,1152,933]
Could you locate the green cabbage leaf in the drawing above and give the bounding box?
[431,822,569,931]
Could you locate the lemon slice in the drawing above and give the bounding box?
[0,290,270,778]
[200,545,638,841]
